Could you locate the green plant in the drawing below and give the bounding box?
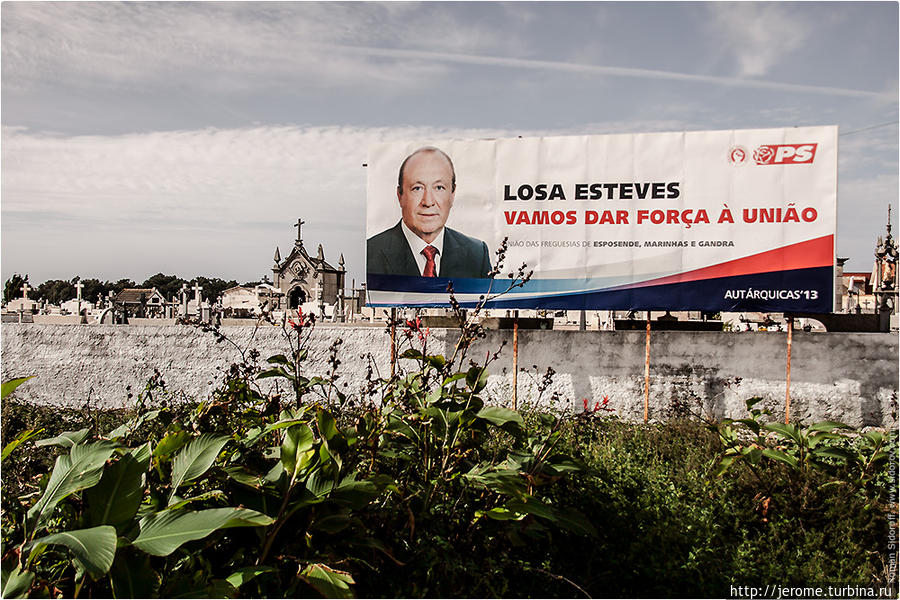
[714,398,894,493]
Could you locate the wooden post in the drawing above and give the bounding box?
[512,310,519,411]
[785,316,794,424]
[390,307,397,378]
[644,312,651,423]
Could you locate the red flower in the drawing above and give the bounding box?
[582,398,589,411]
[288,308,307,332]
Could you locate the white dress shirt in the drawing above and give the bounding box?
[401,221,445,276]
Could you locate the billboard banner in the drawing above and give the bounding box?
[366,126,836,312]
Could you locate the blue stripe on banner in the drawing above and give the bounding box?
[367,266,834,313]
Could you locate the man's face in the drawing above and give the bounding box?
[397,151,454,243]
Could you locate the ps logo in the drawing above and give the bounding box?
[753,144,817,165]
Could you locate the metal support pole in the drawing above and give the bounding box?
[512,310,519,410]
[390,307,397,378]
[785,316,794,424]
[644,312,651,423]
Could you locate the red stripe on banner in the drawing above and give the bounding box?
[623,235,834,290]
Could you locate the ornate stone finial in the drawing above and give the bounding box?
[317,243,325,261]
[339,254,345,270]
[274,247,281,264]
[876,204,898,261]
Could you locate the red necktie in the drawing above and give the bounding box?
[422,245,438,277]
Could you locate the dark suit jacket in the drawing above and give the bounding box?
[367,222,491,278]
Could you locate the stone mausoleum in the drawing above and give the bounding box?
[271,219,346,310]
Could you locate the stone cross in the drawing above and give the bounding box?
[180,283,189,317]
[20,283,31,299]
[107,290,116,308]
[294,218,305,243]
[193,283,203,305]
[75,281,84,315]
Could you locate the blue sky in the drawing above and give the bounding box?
[2,1,897,289]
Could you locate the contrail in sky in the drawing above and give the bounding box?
[331,44,892,100]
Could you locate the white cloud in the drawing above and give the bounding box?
[706,3,813,78]
[1,2,521,95]
[1,123,530,283]
[4,2,888,104]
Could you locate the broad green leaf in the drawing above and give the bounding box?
[330,476,378,509]
[808,420,851,432]
[307,469,337,498]
[264,461,286,484]
[745,448,763,465]
[225,566,277,590]
[267,354,291,366]
[257,367,294,381]
[714,454,737,477]
[169,434,230,502]
[223,466,265,488]
[35,428,90,449]
[311,513,353,534]
[86,443,150,529]
[476,406,524,428]
[153,430,190,458]
[109,552,160,598]
[465,468,526,497]
[281,424,316,477]
[761,448,800,470]
[1,428,44,462]
[164,489,226,511]
[442,372,468,387]
[319,442,343,472]
[384,416,417,441]
[477,507,525,521]
[425,354,446,369]
[863,431,885,448]
[735,418,761,435]
[764,423,802,445]
[300,563,355,599]
[399,348,424,360]
[812,446,859,464]
[1,565,34,599]
[27,526,117,579]
[545,455,584,474]
[133,507,273,556]
[317,409,340,442]
[504,499,597,536]
[466,366,489,393]
[27,441,118,528]
[1,376,34,400]
[745,397,764,410]
[506,498,557,520]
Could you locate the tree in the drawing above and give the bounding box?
[3,274,29,305]
[77,278,108,304]
[192,277,239,303]
[105,279,136,296]
[141,273,187,302]
[34,280,76,305]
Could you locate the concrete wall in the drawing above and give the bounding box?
[1,323,896,428]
